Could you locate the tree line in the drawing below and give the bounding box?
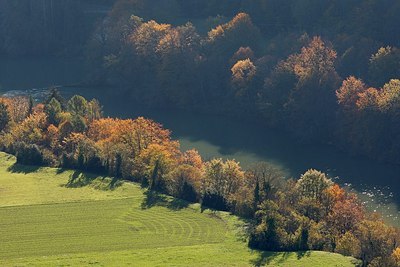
[0,93,399,266]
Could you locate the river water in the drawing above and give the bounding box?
[1,58,399,226]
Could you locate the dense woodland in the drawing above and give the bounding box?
[0,0,112,56]
[83,0,400,164]
[1,0,400,164]
[0,94,399,266]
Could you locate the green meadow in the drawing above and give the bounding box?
[0,152,360,266]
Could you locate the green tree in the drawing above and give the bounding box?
[45,98,62,125]
[71,114,87,133]
[46,88,65,109]
[0,101,10,132]
[87,99,103,122]
[67,95,88,117]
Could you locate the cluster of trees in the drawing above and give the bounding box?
[86,1,400,164]
[0,93,399,266]
[249,169,400,266]
[102,0,400,47]
[336,77,400,163]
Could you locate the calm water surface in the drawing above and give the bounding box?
[1,58,399,226]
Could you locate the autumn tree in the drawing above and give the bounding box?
[295,169,334,222]
[356,216,400,266]
[231,59,257,99]
[260,37,340,140]
[7,111,47,146]
[336,77,367,111]
[335,76,370,149]
[296,169,333,201]
[207,12,260,58]
[327,191,364,237]
[155,22,201,106]
[285,37,340,140]
[131,20,171,58]
[136,142,180,190]
[230,47,255,65]
[392,247,400,266]
[166,164,202,202]
[378,79,400,113]
[5,96,30,123]
[369,46,400,87]
[335,232,361,258]
[165,149,204,201]
[202,158,245,211]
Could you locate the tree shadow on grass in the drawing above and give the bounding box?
[65,170,91,188]
[109,176,123,190]
[250,250,311,266]
[296,250,311,259]
[56,168,67,175]
[141,190,190,211]
[7,163,41,174]
[65,170,120,190]
[250,251,291,267]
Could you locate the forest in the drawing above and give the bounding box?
[1,0,400,266]
[0,93,399,266]
[82,0,400,164]
[3,0,395,163]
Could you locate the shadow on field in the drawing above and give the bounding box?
[65,170,121,190]
[7,163,41,174]
[66,170,92,187]
[296,250,311,259]
[250,250,311,266]
[141,190,190,211]
[56,168,67,175]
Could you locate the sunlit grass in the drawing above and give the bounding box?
[0,152,359,266]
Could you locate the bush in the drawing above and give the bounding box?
[41,149,59,167]
[15,142,43,166]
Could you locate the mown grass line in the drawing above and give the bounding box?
[0,197,228,260]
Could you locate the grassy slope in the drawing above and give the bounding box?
[0,152,360,266]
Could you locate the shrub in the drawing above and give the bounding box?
[15,142,43,166]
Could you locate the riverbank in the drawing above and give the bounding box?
[1,58,399,227]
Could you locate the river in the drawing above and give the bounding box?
[1,58,399,226]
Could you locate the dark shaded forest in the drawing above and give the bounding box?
[82,0,400,165]
[0,0,113,56]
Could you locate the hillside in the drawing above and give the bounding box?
[0,152,359,266]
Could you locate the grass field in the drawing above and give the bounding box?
[0,152,360,266]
